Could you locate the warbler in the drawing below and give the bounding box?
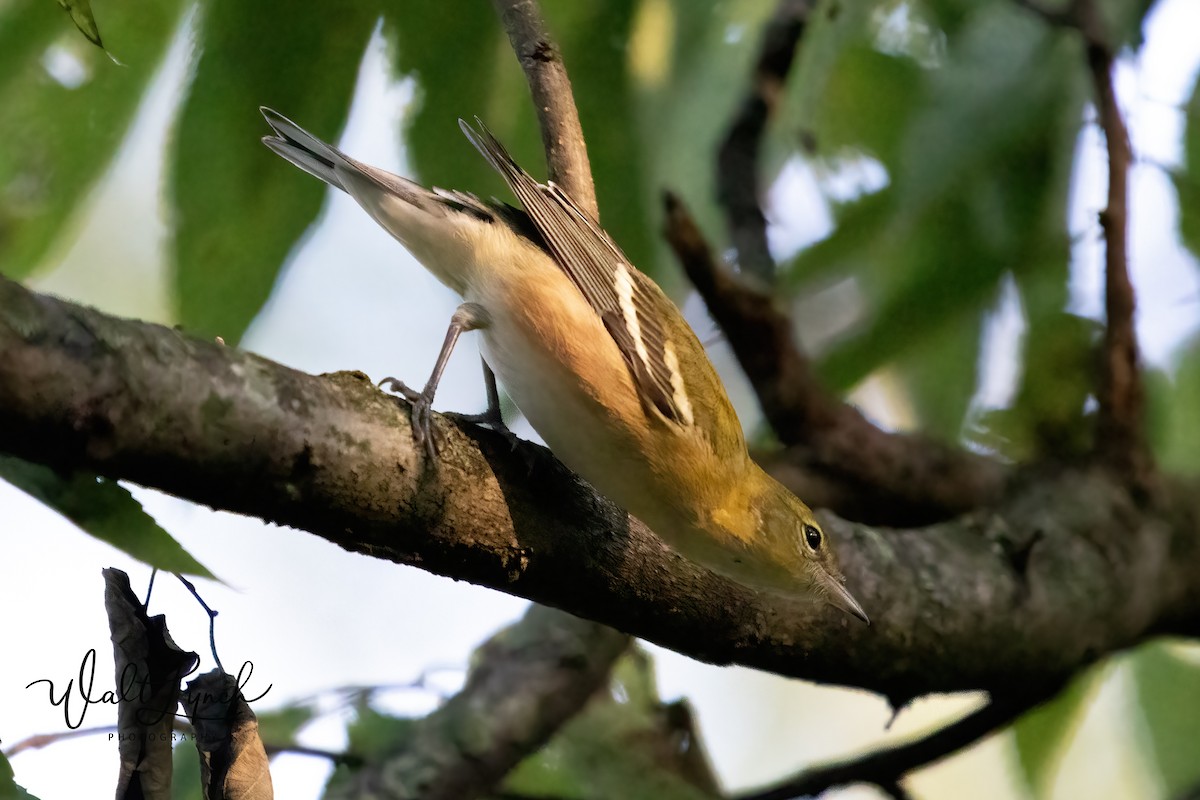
[260,108,867,622]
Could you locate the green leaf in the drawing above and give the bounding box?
[784,4,1082,415]
[640,0,777,285]
[1175,69,1200,261]
[975,312,1099,460]
[1011,666,1105,797]
[54,0,102,48]
[0,455,214,577]
[776,0,885,167]
[1129,641,1200,797]
[386,0,661,280]
[169,0,379,343]
[896,308,984,440]
[552,1,656,279]
[799,44,923,168]
[383,0,515,195]
[1095,0,1159,49]
[254,704,317,749]
[0,752,40,800]
[0,0,185,279]
[1153,335,1200,474]
[170,738,203,800]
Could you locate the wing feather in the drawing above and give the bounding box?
[459,118,693,427]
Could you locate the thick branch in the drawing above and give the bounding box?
[327,605,628,800]
[663,192,1008,525]
[3,277,1199,703]
[490,0,597,219]
[717,0,814,282]
[738,688,1056,800]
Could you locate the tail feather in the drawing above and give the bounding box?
[260,107,479,294]
[260,107,347,191]
[260,107,436,210]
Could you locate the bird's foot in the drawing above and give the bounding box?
[380,377,443,460]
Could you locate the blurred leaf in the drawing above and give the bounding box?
[323,705,415,793]
[636,0,775,291]
[54,0,102,48]
[0,456,214,577]
[0,0,184,279]
[170,740,203,800]
[343,705,414,763]
[383,0,514,193]
[898,308,984,440]
[1152,334,1200,474]
[801,44,923,168]
[0,0,62,95]
[975,312,1099,460]
[255,704,317,750]
[387,0,659,280]
[502,649,718,800]
[1130,641,1200,798]
[0,752,40,800]
[1011,665,1105,798]
[781,4,1082,440]
[1096,0,1160,48]
[552,1,655,278]
[1175,68,1200,261]
[777,0,885,166]
[169,0,378,342]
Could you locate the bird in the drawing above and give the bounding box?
[260,107,868,623]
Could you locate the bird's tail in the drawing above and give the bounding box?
[259,107,478,294]
[260,107,437,210]
[260,107,352,191]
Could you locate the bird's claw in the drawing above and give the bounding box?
[380,377,443,461]
[445,410,523,453]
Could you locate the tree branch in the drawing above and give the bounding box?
[717,0,815,282]
[1081,3,1150,486]
[1016,0,1150,489]
[3,276,1199,704]
[490,0,598,219]
[662,191,1008,525]
[326,605,629,800]
[738,687,1057,800]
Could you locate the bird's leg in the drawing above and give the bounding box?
[380,302,490,460]
[447,359,524,452]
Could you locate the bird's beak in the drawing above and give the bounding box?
[822,574,870,625]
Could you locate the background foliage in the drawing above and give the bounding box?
[2,0,1199,797]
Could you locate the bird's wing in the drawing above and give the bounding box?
[460,118,694,427]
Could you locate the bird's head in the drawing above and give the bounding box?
[728,471,869,624]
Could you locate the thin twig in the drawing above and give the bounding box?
[3,720,196,757]
[2,725,119,757]
[737,688,1057,800]
[1081,3,1149,485]
[717,0,814,282]
[176,572,223,673]
[490,0,598,219]
[262,743,363,767]
[663,191,1008,524]
[1015,0,1150,489]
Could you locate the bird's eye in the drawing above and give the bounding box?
[804,524,823,551]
